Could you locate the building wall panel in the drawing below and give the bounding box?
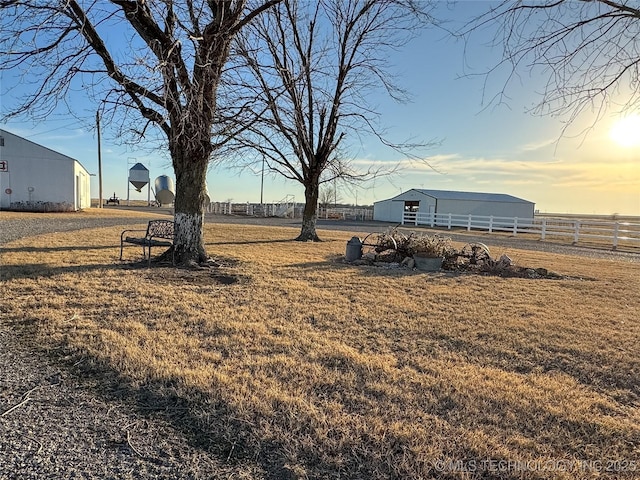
[0,129,91,211]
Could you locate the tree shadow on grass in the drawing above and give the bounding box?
[206,238,297,246]
[0,262,128,281]
[0,244,118,254]
[422,330,640,406]
[68,360,294,478]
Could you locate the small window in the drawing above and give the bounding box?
[0,136,4,147]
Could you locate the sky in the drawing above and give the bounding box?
[1,1,639,216]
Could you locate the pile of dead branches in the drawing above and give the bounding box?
[363,228,564,279]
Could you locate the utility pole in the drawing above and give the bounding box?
[260,156,265,206]
[96,110,103,208]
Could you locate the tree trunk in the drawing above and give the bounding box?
[171,150,210,265]
[296,178,321,242]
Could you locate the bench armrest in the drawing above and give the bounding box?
[120,228,147,243]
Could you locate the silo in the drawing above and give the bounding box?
[128,163,149,192]
[154,175,175,206]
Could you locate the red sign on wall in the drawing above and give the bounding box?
[0,160,7,172]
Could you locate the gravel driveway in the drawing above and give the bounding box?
[1,212,638,479]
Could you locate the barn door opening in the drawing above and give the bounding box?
[403,201,419,225]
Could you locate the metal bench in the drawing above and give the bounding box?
[120,220,175,266]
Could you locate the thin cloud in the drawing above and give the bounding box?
[520,138,556,152]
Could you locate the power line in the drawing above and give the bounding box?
[15,121,87,137]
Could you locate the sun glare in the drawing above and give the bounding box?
[610,114,640,148]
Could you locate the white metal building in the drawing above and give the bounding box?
[0,129,91,211]
[373,189,535,223]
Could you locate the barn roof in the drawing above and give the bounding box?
[382,189,533,204]
[0,128,90,173]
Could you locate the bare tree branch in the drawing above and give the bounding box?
[1,0,282,265]
[224,0,439,241]
[464,0,640,135]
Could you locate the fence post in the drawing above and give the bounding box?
[467,214,472,231]
[513,217,518,235]
[541,218,546,240]
[447,213,452,230]
[401,212,405,225]
[489,216,493,233]
[573,221,580,244]
[613,222,619,250]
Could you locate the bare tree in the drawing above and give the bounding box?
[467,1,640,129]
[226,0,437,241]
[318,184,342,209]
[0,0,280,265]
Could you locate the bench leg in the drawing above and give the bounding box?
[147,245,174,267]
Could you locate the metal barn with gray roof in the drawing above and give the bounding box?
[0,128,91,212]
[373,189,535,223]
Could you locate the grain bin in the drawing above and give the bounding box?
[154,175,175,206]
[128,163,149,192]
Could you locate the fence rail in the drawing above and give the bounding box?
[207,201,300,218]
[321,207,374,221]
[402,212,640,250]
[206,201,373,221]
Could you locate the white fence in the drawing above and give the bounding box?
[402,212,640,250]
[321,207,374,221]
[208,195,299,218]
[207,199,373,221]
[208,202,298,218]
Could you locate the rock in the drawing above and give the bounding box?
[400,257,415,268]
[535,267,548,276]
[498,254,512,266]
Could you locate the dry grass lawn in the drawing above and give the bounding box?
[1,220,639,479]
